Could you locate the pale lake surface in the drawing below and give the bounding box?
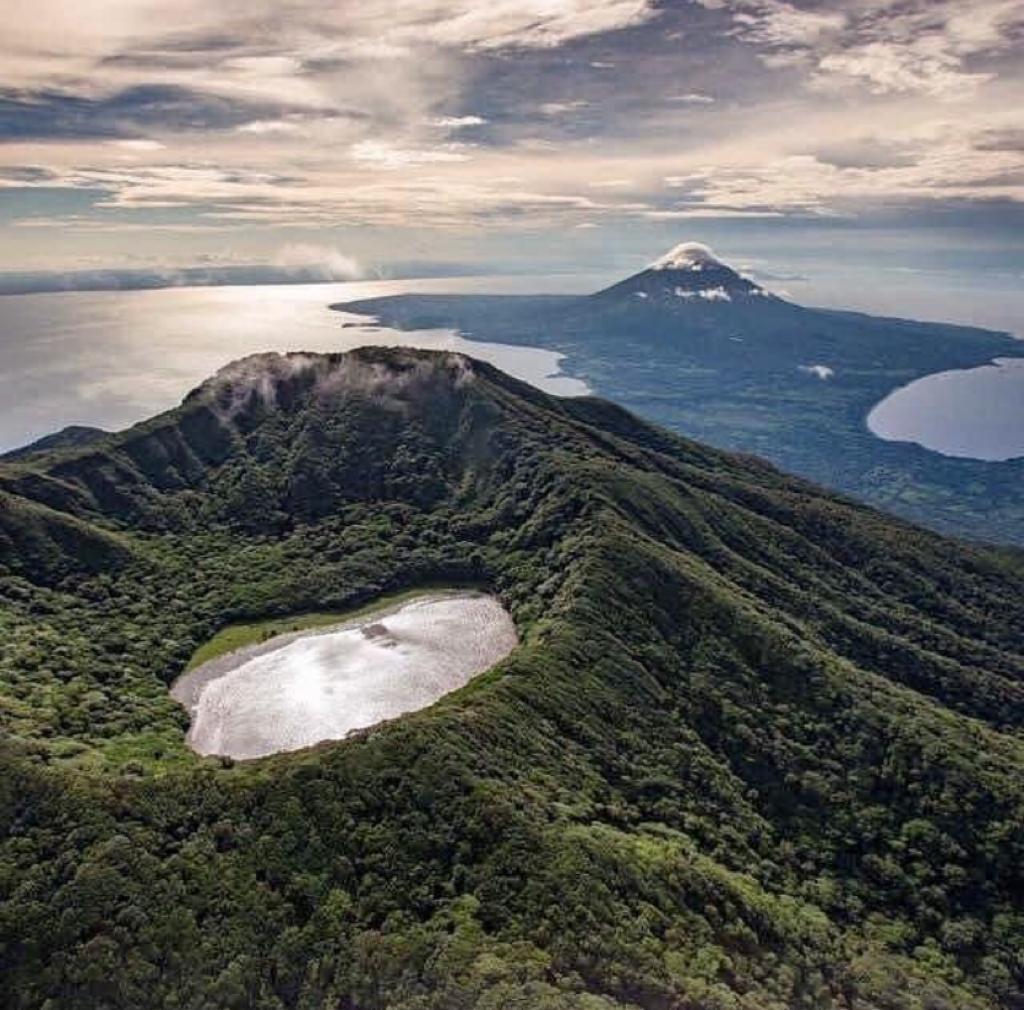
[171,592,517,760]
[867,356,1024,461]
[0,276,594,453]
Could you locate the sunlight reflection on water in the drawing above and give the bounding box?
[172,593,517,760]
[0,277,593,452]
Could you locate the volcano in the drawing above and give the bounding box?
[592,241,776,307]
[1,347,1023,1009]
[334,244,1024,543]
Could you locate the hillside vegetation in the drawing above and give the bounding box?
[1,348,1022,1009]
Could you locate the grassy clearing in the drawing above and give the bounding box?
[83,729,197,775]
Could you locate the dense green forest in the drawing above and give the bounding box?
[1,347,1023,1009]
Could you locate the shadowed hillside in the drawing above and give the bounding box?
[1,347,1023,1009]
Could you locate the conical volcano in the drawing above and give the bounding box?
[592,241,776,306]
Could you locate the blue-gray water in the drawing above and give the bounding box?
[868,357,1024,462]
[2,274,1023,461]
[0,277,593,453]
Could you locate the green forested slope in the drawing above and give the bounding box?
[1,348,1022,1009]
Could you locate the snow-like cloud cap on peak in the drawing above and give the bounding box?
[649,242,725,271]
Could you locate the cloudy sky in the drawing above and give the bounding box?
[1,0,1022,292]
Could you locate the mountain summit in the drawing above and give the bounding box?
[3,347,1024,1009]
[593,240,774,305]
[648,241,723,271]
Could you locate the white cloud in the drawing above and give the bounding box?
[10,217,229,233]
[431,115,488,129]
[0,154,657,232]
[659,130,1024,216]
[236,120,302,135]
[349,140,473,168]
[419,1,658,49]
[731,1,845,49]
[271,243,362,279]
[107,139,167,151]
[645,208,787,218]
[811,40,994,98]
[539,100,591,116]
[712,0,1022,98]
[3,0,660,81]
[0,0,1022,256]
[668,93,716,103]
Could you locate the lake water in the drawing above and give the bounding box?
[5,274,1023,464]
[867,356,1024,462]
[0,277,593,453]
[172,591,517,760]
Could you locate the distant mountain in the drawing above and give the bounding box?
[1,347,1023,1009]
[335,243,1024,543]
[0,264,360,295]
[0,424,108,461]
[593,241,774,305]
[0,261,492,297]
